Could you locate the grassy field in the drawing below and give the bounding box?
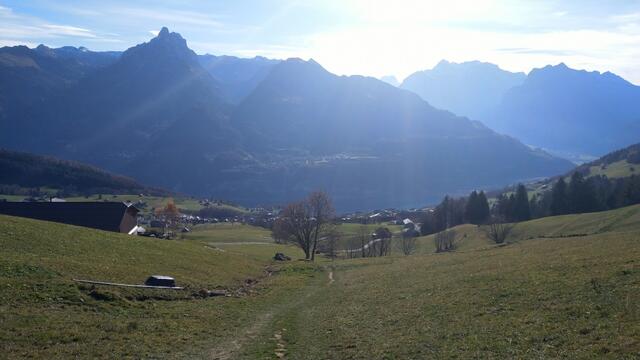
[0,215,309,358]
[183,223,273,243]
[269,230,639,359]
[2,205,640,358]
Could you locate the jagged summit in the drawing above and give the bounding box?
[158,26,170,37]
[149,26,188,47]
[120,26,195,64]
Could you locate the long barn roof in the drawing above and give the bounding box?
[0,202,138,232]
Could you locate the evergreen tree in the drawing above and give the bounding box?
[465,190,479,224]
[623,175,640,206]
[495,193,513,221]
[568,172,598,213]
[477,191,490,224]
[550,178,569,215]
[529,194,540,218]
[513,184,531,221]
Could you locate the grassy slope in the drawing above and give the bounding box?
[245,205,640,359]
[276,231,639,359]
[183,223,273,243]
[0,215,309,358]
[587,160,637,179]
[3,205,640,358]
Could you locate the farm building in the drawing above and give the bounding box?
[0,202,140,234]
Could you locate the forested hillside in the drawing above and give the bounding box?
[0,149,166,196]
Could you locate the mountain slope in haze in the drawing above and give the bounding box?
[34,45,121,70]
[0,29,573,211]
[198,54,280,103]
[50,27,238,169]
[485,63,640,157]
[227,58,572,209]
[401,60,526,120]
[0,148,166,195]
[0,44,119,143]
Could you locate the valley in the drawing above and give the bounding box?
[1,3,640,358]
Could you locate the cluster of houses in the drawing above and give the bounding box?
[338,208,427,238]
[0,195,429,241]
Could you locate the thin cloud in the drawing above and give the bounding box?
[0,4,129,49]
[42,24,97,38]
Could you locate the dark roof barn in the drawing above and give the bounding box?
[0,202,139,233]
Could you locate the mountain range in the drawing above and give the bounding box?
[0,27,572,211]
[402,61,640,159]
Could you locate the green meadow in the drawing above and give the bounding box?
[2,205,640,358]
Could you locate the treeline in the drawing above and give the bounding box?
[420,190,490,235]
[533,173,640,217]
[421,173,640,235]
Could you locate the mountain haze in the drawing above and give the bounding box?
[0,28,573,211]
[401,60,526,120]
[484,63,640,158]
[228,58,571,209]
[198,54,280,103]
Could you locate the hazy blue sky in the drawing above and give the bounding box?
[2,0,640,83]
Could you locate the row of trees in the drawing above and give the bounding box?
[421,173,640,238]
[420,190,490,236]
[495,173,640,223]
[504,173,640,222]
[494,184,531,222]
[544,173,640,216]
[272,173,640,259]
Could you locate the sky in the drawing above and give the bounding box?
[1,0,640,83]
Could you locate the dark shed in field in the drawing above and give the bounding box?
[145,275,176,287]
[0,202,139,234]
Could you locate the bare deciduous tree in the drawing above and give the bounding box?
[322,224,340,260]
[434,229,456,252]
[400,234,417,255]
[357,224,369,258]
[485,216,512,244]
[370,227,392,257]
[308,191,335,261]
[271,191,334,261]
[271,219,290,244]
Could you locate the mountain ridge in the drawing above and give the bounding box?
[0,28,573,211]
